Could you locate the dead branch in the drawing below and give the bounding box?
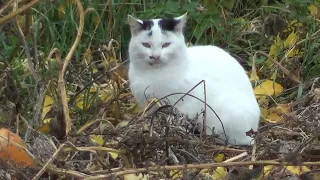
[58,0,85,136]
[0,0,40,25]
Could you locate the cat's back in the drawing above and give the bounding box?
[186,45,249,84]
[187,45,241,69]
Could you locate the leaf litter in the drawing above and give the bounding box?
[2,59,320,179]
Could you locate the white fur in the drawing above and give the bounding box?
[127,14,260,145]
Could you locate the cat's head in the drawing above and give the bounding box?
[128,13,188,68]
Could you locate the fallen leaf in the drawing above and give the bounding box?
[108,152,119,160]
[214,153,225,162]
[308,4,318,16]
[75,87,97,109]
[170,170,183,179]
[265,104,291,123]
[212,167,227,179]
[269,35,283,58]
[258,165,274,179]
[42,95,54,120]
[260,107,269,119]
[286,166,310,175]
[284,31,298,48]
[254,80,284,98]
[287,47,300,58]
[0,128,36,168]
[258,165,311,179]
[98,84,115,102]
[90,135,104,145]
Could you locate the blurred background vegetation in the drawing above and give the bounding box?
[0,0,319,135]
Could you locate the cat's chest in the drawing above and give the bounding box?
[130,71,197,102]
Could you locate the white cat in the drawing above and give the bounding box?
[127,13,260,145]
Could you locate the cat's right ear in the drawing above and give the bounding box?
[127,15,143,36]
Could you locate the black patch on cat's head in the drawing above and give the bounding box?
[158,18,180,31]
[141,20,154,31]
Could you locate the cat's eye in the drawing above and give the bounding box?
[162,42,171,48]
[142,43,151,48]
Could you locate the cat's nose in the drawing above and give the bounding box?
[149,55,161,60]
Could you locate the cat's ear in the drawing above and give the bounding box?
[127,15,144,35]
[174,12,188,31]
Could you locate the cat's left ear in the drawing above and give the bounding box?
[174,12,188,31]
[127,15,144,35]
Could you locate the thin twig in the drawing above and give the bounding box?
[256,51,302,84]
[158,91,228,143]
[14,2,44,139]
[223,152,248,162]
[0,0,14,15]
[57,0,85,136]
[0,0,40,25]
[32,143,67,180]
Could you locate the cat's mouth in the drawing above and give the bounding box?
[149,60,161,66]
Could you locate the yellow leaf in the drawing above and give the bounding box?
[308,5,318,16]
[214,153,225,162]
[284,31,298,48]
[260,108,269,119]
[170,170,183,179]
[43,118,51,124]
[269,35,283,58]
[265,104,291,123]
[257,96,269,107]
[286,166,310,175]
[287,47,301,58]
[90,135,104,145]
[212,167,227,179]
[109,56,116,63]
[98,85,115,102]
[258,165,274,179]
[42,95,54,120]
[288,19,303,29]
[199,167,227,179]
[108,152,119,160]
[75,94,86,109]
[254,80,283,97]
